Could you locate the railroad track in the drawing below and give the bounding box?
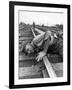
[19,27,63,79]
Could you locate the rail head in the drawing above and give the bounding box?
[43,56,57,78]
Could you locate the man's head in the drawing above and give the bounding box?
[25,43,34,54]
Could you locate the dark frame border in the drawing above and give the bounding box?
[9,1,70,89]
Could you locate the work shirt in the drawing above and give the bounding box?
[31,31,54,52]
[31,31,63,59]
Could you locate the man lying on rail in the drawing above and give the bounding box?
[21,31,63,62]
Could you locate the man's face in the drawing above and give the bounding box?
[25,43,34,54]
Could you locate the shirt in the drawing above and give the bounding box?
[31,31,53,53]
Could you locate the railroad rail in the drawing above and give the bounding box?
[31,27,57,78]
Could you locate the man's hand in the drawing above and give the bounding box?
[36,51,46,62]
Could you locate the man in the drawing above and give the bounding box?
[22,30,63,62]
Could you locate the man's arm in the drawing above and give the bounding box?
[31,33,45,45]
[36,36,51,62]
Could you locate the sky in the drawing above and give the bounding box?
[19,10,64,26]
